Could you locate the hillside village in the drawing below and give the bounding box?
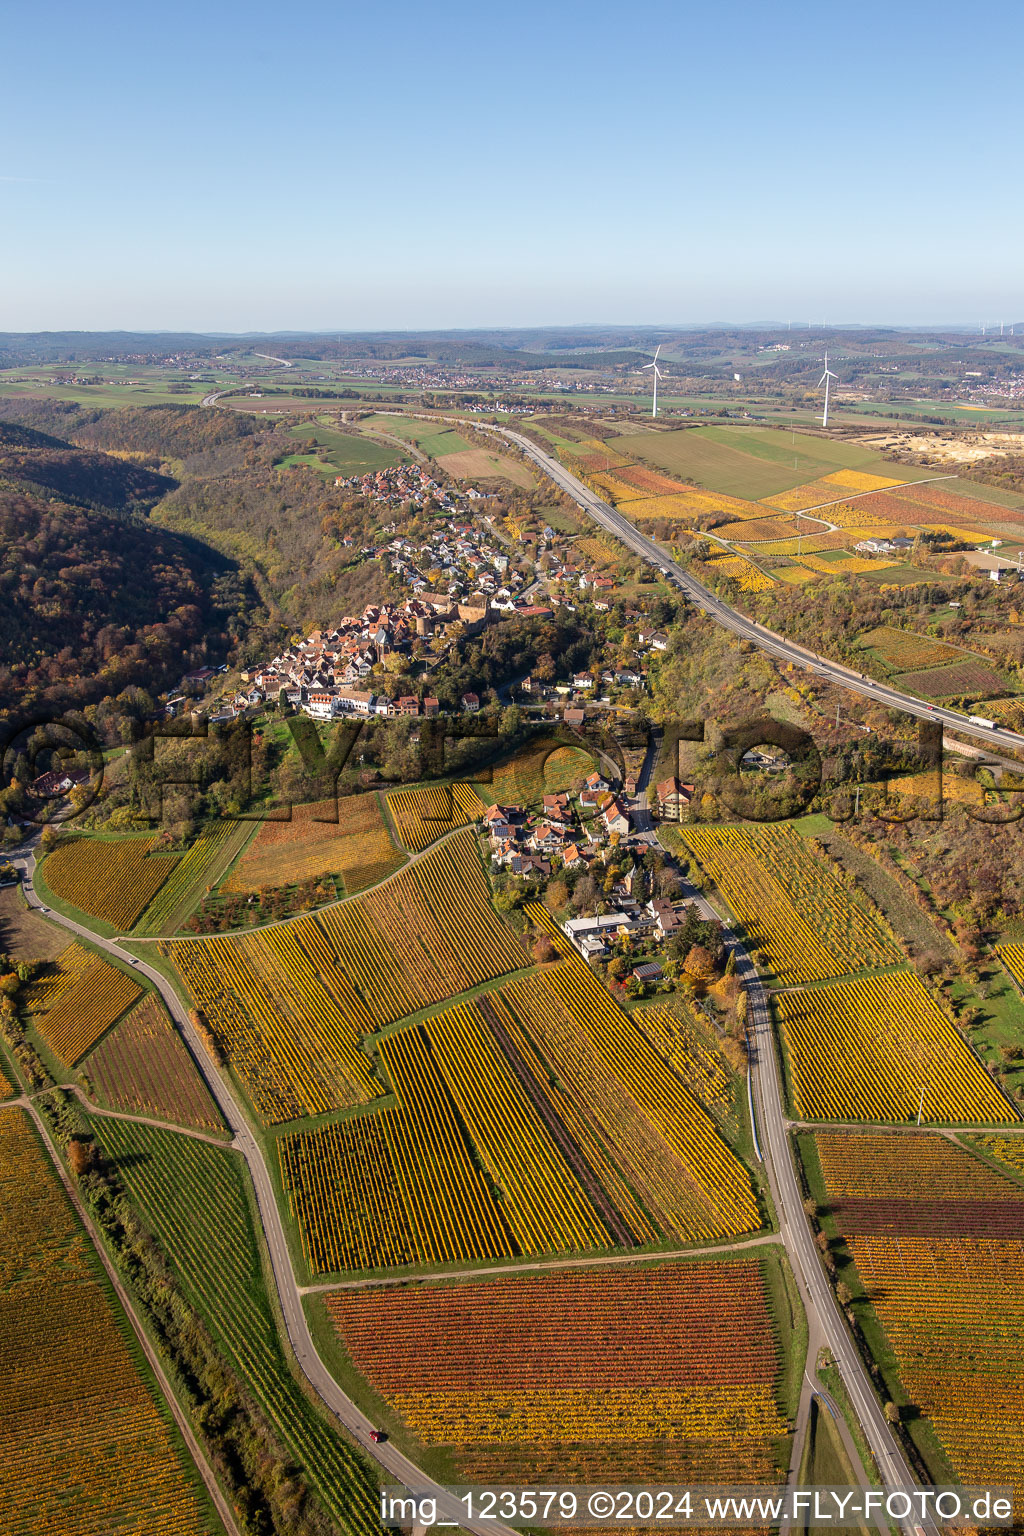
[379,521,532,608]
[334,464,445,504]
[171,491,672,722]
[224,599,496,720]
[485,773,634,878]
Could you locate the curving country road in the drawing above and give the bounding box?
[13,845,511,1536]
[484,422,1024,760]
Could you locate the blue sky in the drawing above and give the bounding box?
[3,0,1020,331]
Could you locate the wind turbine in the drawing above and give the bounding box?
[643,345,663,418]
[818,350,838,428]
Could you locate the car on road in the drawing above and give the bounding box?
[369,1429,388,1443]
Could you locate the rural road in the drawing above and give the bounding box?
[676,880,938,1536]
[485,422,1024,760]
[18,838,930,1536]
[200,353,292,408]
[728,473,959,543]
[304,1232,780,1293]
[13,1091,244,1536]
[14,847,512,1536]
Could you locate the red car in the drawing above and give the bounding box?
[370,1429,388,1444]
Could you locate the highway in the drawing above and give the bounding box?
[200,386,1023,754]
[200,353,292,408]
[13,845,511,1536]
[487,422,1024,760]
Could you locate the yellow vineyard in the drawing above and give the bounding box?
[524,907,759,1235]
[797,553,891,575]
[169,832,526,1123]
[427,1000,610,1252]
[222,794,403,894]
[716,515,801,543]
[607,493,702,521]
[275,902,758,1275]
[28,945,143,1067]
[997,944,1024,994]
[280,1018,512,1273]
[386,782,483,852]
[977,1135,1024,1179]
[635,1003,732,1114]
[704,553,777,591]
[680,825,900,984]
[815,1132,1023,1200]
[20,942,94,1013]
[776,972,1014,1123]
[280,994,618,1274]
[485,738,597,804]
[42,837,176,930]
[0,1107,214,1535]
[764,471,902,511]
[391,1384,787,1445]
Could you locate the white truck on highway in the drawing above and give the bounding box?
[968,715,996,729]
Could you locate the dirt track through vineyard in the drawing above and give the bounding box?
[473,993,637,1248]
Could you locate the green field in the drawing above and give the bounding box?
[283,423,408,476]
[846,398,1024,427]
[0,378,215,407]
[359,413,472,458]
[90,1118,379,1536]
[796,1395,865,1535]
[605,424,930,501]
[935,476,1024,513]
[854,562,934,587]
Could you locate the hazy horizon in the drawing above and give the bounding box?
[2,320,1020,340]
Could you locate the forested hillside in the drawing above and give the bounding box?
[0,484,263,718]
[152,431,401,627]
[0,420,174,514]
[0,399,404,721]
[0,398,257,459]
